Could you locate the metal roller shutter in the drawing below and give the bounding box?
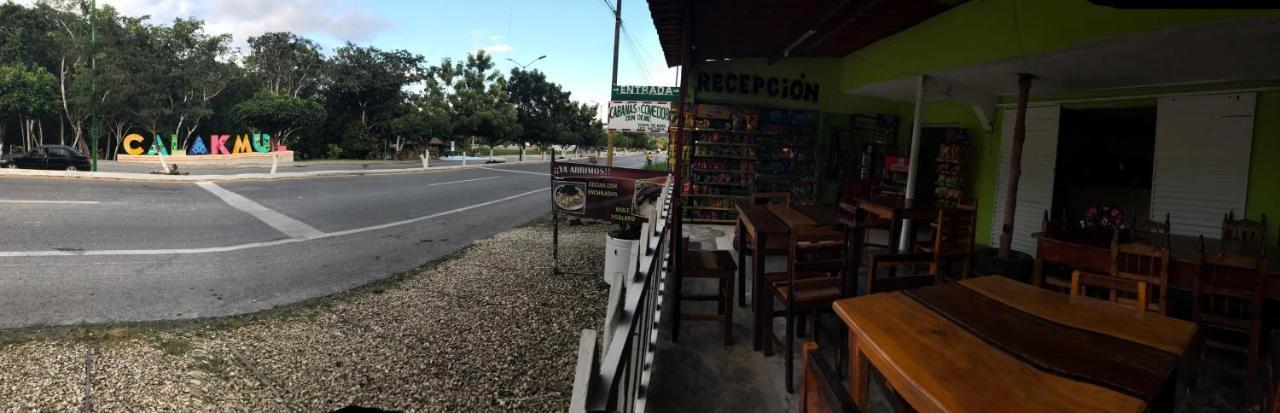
[991,105,1061,255]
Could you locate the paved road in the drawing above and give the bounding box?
[92,151,641,175]
[0,155,657,328]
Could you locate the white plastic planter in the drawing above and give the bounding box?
[603,236,640,286]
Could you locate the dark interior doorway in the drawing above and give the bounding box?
[1052,106,1157,225]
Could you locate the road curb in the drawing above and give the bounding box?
[0,159,556,183]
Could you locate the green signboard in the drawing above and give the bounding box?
[611,85,679,102]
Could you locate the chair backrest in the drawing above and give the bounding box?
[1070,270,1149,314]
[867,253,938,294]
[1110,238,1171,315]
[1222,211,1266,243]
[1194,235,1267,323]
[753,192,791,206]
[932,204,977,257]
[1134,213,1171,235]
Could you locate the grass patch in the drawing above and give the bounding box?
[154,335,194,357]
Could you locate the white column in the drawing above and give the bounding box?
[899,75,927,251]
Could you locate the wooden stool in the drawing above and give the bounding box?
[673,238,736,345]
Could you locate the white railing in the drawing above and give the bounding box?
[570,179,673,413]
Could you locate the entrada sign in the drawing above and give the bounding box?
[611,85,679,102]
[121,133,279,156]
[695,71,820,103]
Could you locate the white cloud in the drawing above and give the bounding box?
[80,0,393,50]
[478,43,512,54]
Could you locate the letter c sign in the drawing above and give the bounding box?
[123,134,145,155]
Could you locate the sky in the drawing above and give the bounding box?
[42,0,678,120]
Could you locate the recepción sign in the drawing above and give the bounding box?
[551,161,667,224]
[607,101,671,134]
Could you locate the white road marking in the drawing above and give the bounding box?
[0,200,101,205]
[0,188,549,257]
[196,181,325,240]
[428,176,500,186]
[478,167,550,176]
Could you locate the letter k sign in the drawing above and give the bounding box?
[210,135,231,155]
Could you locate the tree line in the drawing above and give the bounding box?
[0,1,654,160]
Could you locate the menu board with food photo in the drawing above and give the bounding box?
[551,160,668,224]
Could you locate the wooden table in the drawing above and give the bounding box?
[735,203,789,351]
[854,196,939,253]
[834,276,1197,413]
[1032,231,1280,299]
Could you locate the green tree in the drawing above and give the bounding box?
[244,32,325,99]
[324,43,423,158]
[0,64,58,150]
[230,93,326,150]
[507,68,570,160]
[445,50,519,157]
[566,102,605,153]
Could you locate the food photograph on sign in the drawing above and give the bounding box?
[553,181,587,214]
[632,178,665,218]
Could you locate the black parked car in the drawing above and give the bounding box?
[3,145,92,171]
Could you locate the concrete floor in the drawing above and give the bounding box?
[646,224,1256,413]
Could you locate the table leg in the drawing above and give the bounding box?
[889,214,903,255]
[737,221,747,308]
[1033,254,1045,288]
[849,330,869,411]
[753,233,766,352]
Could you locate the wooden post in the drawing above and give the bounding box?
[998,74,1035,258]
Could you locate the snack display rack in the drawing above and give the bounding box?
[677,104,818,223]
[933,128,969,207]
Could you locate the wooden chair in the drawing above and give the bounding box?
[1134,212,1171,235]
[1222,211,1266,243]
[866,253,940,295]
[799,342,861,413]
[736,194,793,308]
[914,203,977,281]
[1110,238,1171,315]
[1192,236,1268,399]
[732,193,788,306]
[673,237,736,345]
[1069,270,1149,314]
[762,226,847,393]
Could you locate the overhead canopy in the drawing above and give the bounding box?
[428,138,445,145]
[852,17,1280,102]
[648,0,966,67]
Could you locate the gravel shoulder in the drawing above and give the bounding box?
[0,216,610,412]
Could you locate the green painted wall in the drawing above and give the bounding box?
[839,0,1280,91]
[690,58,905,115]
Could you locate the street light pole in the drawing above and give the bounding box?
[90,0,98,171]
[505,55,547,70]
[607,0,621,168]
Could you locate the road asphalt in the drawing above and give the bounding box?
[0,154,657,328]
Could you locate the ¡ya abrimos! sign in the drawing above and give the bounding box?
[121,133,281,156]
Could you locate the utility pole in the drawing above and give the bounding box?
[606,0,620,167]
[90,0,98,171]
